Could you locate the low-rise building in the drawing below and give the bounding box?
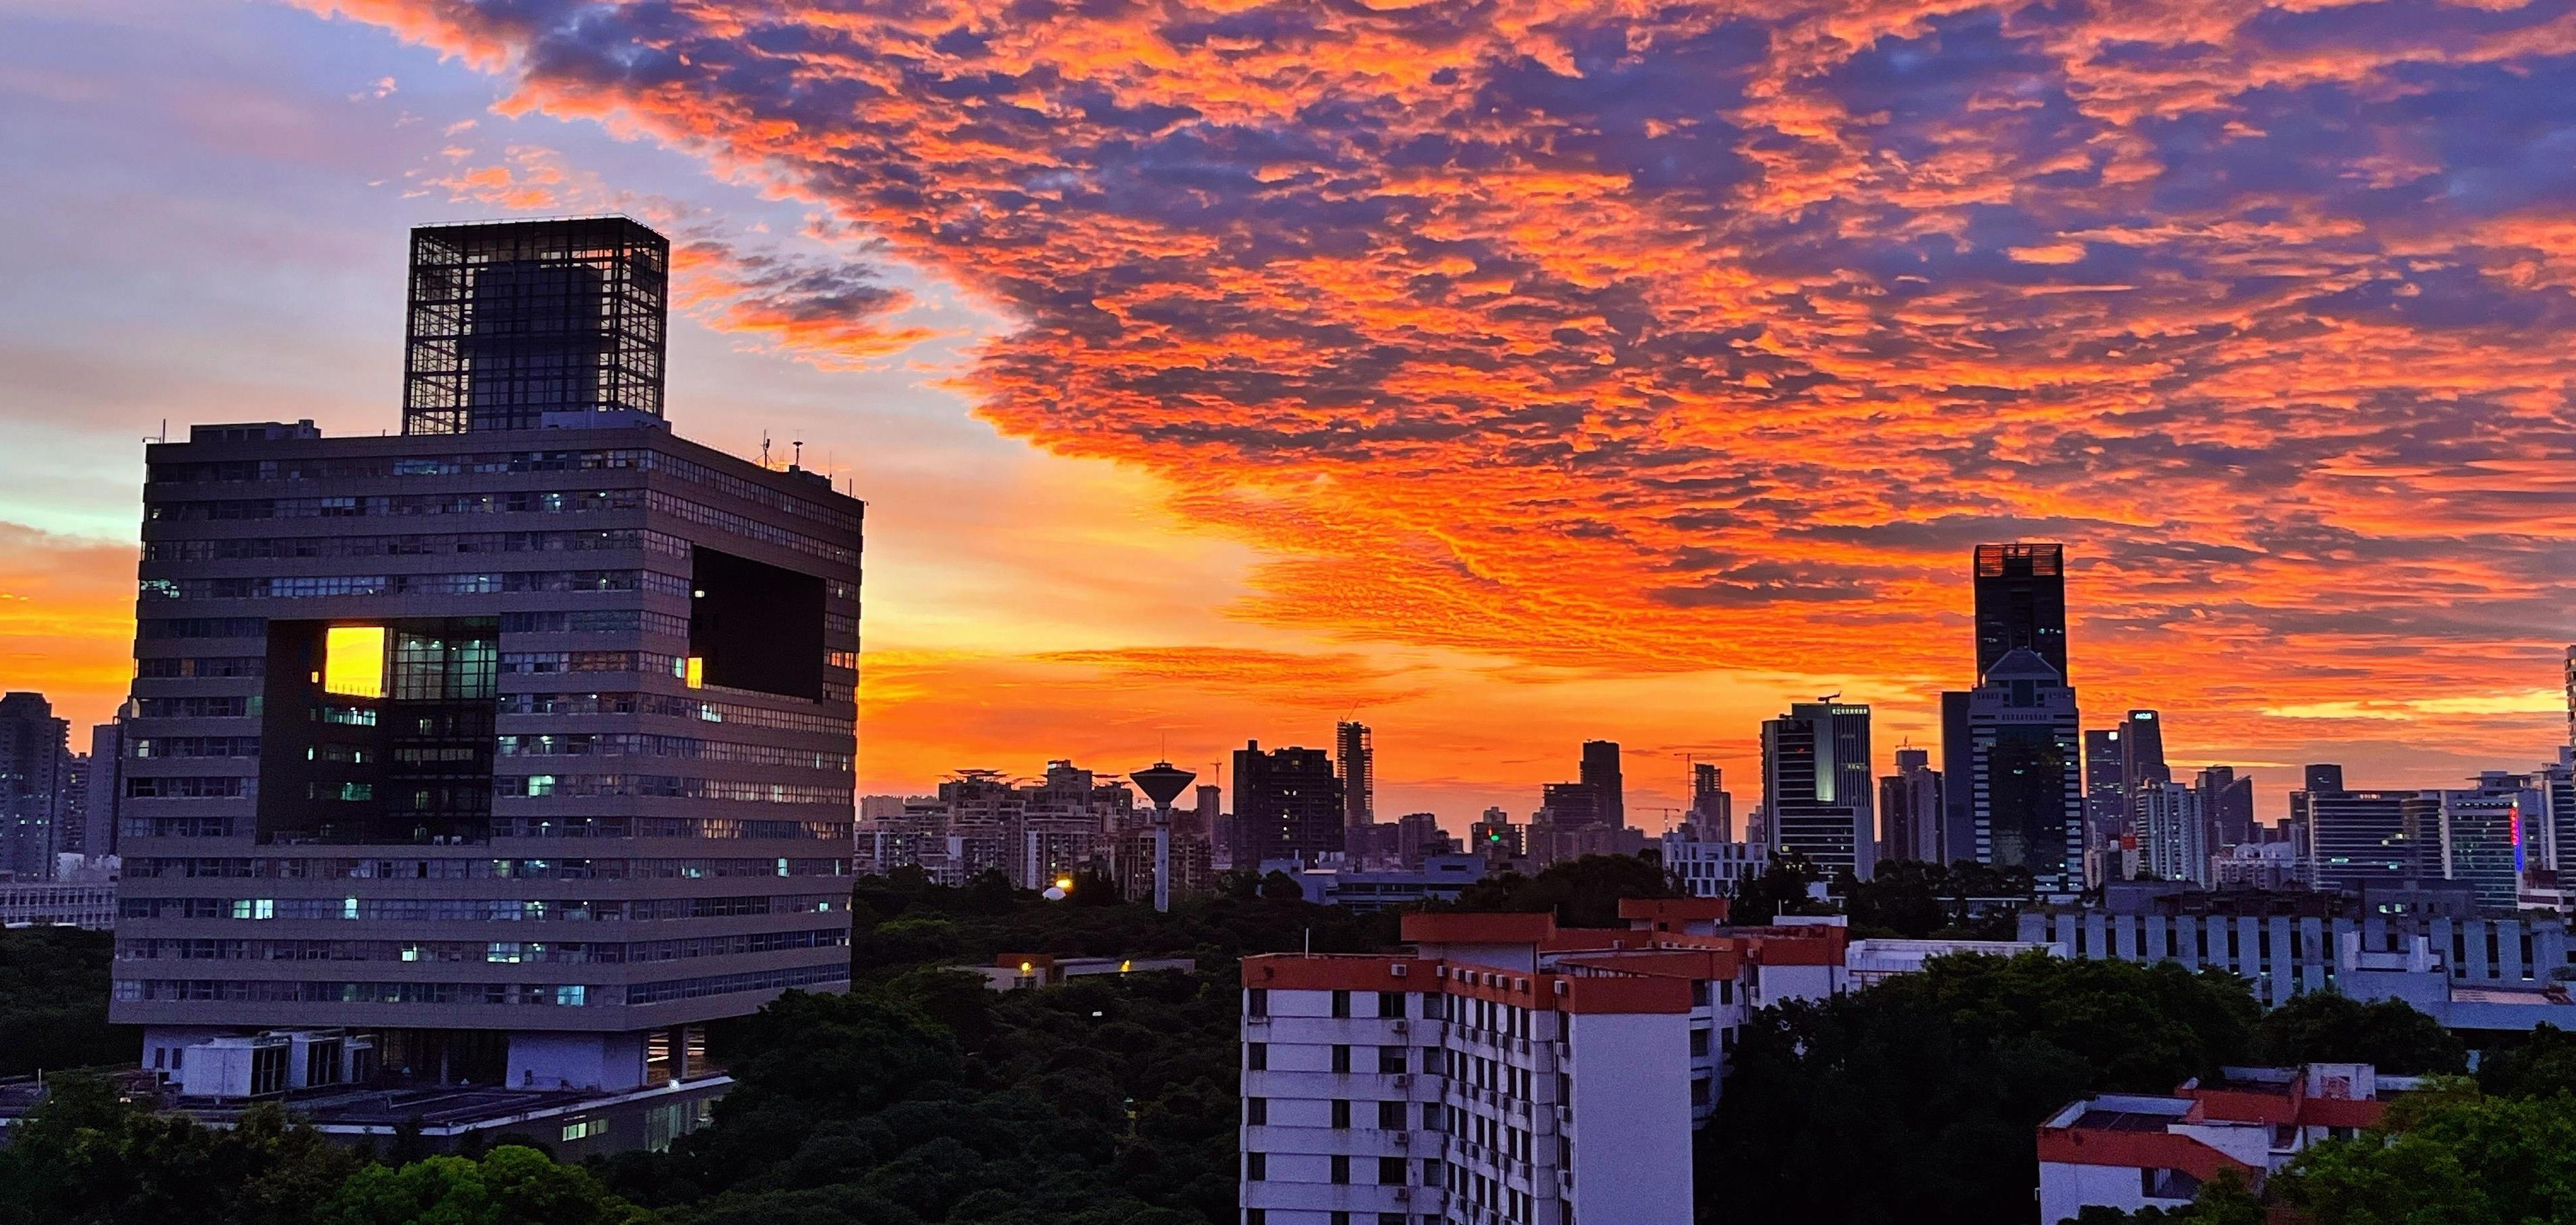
[1239,902,2060,1224]
[2019,881,2572,1010]
[0,880,117,930]
[2038,1062,2420,1224]
[1268,853,1491,912]
[1657,835,1768,899]
[957,953,1197,991]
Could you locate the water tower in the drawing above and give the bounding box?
[1129,761,1198,913]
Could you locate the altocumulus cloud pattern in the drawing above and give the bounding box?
[308,0,2576,737]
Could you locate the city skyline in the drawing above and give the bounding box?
[11,3,2576,825]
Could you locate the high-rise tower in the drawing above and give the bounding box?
[1335,720,1372,833]
[1762,702,1873,880]
[114,218,860,1115]
[1581,740,1624,829]
[1972,543,2068,681]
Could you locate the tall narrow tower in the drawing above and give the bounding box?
[1130,762,1198,913]
[1335,721,1373,834]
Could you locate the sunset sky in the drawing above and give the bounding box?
[5,0,2574,829]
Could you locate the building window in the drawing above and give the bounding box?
[1378,1100,1407,1129]
[1333,1099,1352,1129]
[1248,1043,1267,1072]
[560,1118,607,1142]
[1245,1152,1265,1181]
[1689,1029,1710,1056]
[1246,988,1268,1017]
[1332,1044,1351,1074]
[1245,1212,1263,1225]
[1331,1154,1350,1185]
[1379,1156,1406,1185]
[1378,1045,1407,1074]
[1378,990,1406,1018]
[1333,989,1352,1018]
[1246,1097,1267,1126]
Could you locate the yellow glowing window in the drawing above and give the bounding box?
[683,656,705,689]
[322,626,387,698]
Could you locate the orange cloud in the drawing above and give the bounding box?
[223,0,2576,810]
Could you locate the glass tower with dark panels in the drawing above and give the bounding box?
[112,218,860,1103]
[1580,739,1624,829]
[1971,542,2068,681]
[1761,702,1874,880]
[1961,650,2084,894]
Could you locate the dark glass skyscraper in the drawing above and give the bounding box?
[112,218,860,1122]
[1960,650,2084,892]
[1581,740,1624,829]
[1972,543,2068,682]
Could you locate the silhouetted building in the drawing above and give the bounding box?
[114,218,856,1118]
[1470,809,1523,860]
[1763,702,1873,880]
[1581,740,1624,830]
[1689,763,1733,842]
[2084,726,2125,847]
[2120,711,2170,827]
[1195,783,1223,837]
[1973,542,2068,681]
[1879,748,1943,864]
[1394,812,1449,865]
[1959,650,2084,892]
[0,693,71,880]
[1335,720,1373,833]
[2196,765,2256,849]
[84,712,131,861]
[1232,741,1343,865]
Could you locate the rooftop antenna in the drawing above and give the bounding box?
[792,439,804,468]
[760,432,772,468]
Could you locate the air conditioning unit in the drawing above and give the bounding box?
[1390,963,1409,978]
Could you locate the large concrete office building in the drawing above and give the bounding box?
[110,218,860,1119]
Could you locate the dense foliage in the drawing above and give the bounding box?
[578,873,1401,1224]
[0,926,136,1076]
[1445,853,1683,927]
[1699,952,2263,1225]
[0,863,2508,1225]
[2078,1089,2576,1225]
[1835,859,2037,940]
[2244,989,2467,1075]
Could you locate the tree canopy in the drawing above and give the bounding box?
[2246,990,2467,1076]
[0,926,136,1076]
[1699,951,2262,1225]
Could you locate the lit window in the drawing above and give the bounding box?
[321,626,388,698]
